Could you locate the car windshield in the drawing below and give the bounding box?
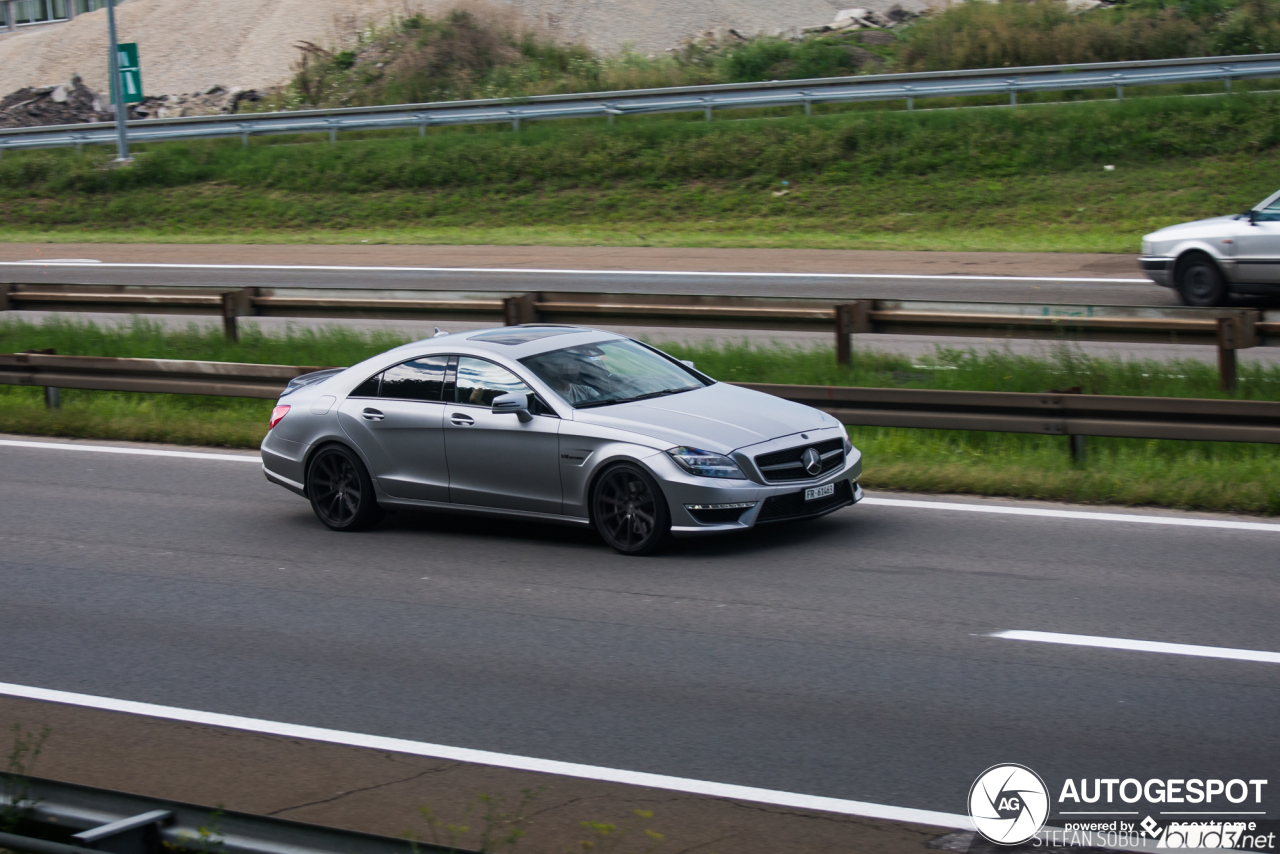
[520,339,708,409]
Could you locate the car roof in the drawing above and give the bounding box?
[390,326,625,360]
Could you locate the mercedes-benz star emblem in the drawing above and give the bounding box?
[801,447,822,475]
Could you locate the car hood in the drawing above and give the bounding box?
[571,382,835,453]
[1145,214,1240,241]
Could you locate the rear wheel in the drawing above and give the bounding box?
[592,464,670,555]
[307,445,382,531]
[1176,254,1229,307]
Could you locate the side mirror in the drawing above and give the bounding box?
[1248,210,1259,225]
[492,392,533,423]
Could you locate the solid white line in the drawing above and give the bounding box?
[992,630,1280,664]
[0,438,259,462]
[0,261,1148,284]
[4,440,1275,533]
[0,680,972,830]
[860,497,1280,533]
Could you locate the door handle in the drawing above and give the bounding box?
[362,408,384,422]
[450,413,475,426]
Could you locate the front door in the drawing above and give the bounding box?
[444,356,562,515]
[336,356,450,502]
[1236,199,1280,284]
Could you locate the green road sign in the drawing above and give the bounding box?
[110,42,143,104]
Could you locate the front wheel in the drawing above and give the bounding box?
[592,464,671,556]
[306,445,382,531]
[1177,255,1229,307]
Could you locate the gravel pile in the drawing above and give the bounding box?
[0,0,936,100]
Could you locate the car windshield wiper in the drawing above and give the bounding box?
[574,396,629,409]
[574,386,699,409]
[629,386,698,401]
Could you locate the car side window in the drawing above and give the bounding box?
[380,356,449,401]
[1257,200,1280,223]
[350,373,381,397]
[453,356,554,415]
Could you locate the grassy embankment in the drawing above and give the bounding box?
[6,0,1280,251]
[3,317,1278,514]
[3,94,1280,253]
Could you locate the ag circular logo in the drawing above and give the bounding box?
[968,764,1050,845]
[801,447,822,475]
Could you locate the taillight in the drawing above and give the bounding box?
[269,405,290,429]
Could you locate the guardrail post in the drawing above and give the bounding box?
[221,289,254,342]
[1070,434,1086,464]
[45,387,60,409]
[1218,317,1238,392]
[834,302,871,367]
[1225,77,1232,94]
[503,293,539,326]
[1010,91,1017,107]
[0,283,12,312]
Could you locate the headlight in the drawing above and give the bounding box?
[1141,240,1153,255]
[844,435,854,455]
[666,447,745,479]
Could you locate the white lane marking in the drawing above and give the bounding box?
[861,497,1280,533]
[992,630,1280,664]
[15,258,101,264]
[0,261,1148,284]
[0,681,972,831]
[0,439,259,462]
[3,440,1275,533]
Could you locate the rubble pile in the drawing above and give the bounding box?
[130,85,267,120]
[0,75,109,129]
[0,78,269,129]
[805,5,919,34]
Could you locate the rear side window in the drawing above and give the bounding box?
[381,356,449,401]
[350,356,449,401]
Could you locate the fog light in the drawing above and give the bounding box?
[684,502,756,511]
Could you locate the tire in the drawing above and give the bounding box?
[306,445,383,532]
[1176,254,1229,307]
[591,463,671,556]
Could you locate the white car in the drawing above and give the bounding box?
[1140,188,1280,306]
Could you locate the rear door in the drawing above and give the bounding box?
[336,356,450,502]
[1236,196,1280,283]
[443,356,562,515]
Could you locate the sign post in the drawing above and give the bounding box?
[105,0,133,162]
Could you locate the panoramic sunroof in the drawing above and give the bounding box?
[468,327,581,345]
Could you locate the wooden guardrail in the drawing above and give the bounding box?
[4,283,1277,391]
[3,354,1275,459]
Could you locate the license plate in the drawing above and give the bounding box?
[805,483,835,501]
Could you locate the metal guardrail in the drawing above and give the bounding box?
[0,352,323,398]
[4,283,1276,389]
[1,53,1279,153]
[1,352,1275,447]
[0,774,462,854]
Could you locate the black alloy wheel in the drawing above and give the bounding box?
[307,445,382,531]
[1177,255,1229,307]
[592,464,671,555]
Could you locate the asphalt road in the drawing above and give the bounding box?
[1,438,1276,818]
[1,260,1170,305]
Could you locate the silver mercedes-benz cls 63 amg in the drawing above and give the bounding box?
[261,325,863,554]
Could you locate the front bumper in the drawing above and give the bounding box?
[656,451,864,537]
[1139,256,1175,287]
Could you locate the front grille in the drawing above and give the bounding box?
[757,479,853,523]
[687,506,751,525]
[755,438,844,482]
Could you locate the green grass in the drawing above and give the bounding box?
[3,317,1278,514]
[3,95,1280,252]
